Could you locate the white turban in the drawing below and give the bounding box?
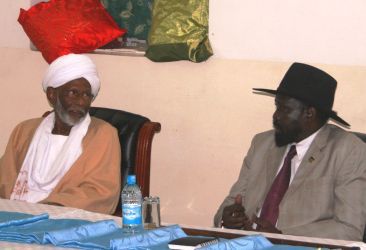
[42,54,100,97]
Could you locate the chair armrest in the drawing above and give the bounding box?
[135,121,161,198]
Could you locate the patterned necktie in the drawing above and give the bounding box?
[260,145,297,226]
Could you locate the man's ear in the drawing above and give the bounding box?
[305,107,316,120]
[46,87,57,106]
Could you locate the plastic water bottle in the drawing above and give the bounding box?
[122,175,143,233]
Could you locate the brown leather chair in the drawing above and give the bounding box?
[89,107,161,216]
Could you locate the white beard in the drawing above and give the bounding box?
[54,97,85,126]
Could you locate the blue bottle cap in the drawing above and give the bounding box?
[127,175,136,185]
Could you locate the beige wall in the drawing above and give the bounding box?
[1,47,366,227]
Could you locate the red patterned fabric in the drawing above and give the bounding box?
[18,0,126,63]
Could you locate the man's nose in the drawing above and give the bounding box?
[75,96,89,107]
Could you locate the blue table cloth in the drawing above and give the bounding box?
[0,211,320,250]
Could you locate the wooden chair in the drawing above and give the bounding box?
[89,107,161,216]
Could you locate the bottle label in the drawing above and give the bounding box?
[123,204,142,225]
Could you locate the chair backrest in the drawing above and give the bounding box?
[352,132,366,242]
[353,132,366,143]
[89,107,161,216]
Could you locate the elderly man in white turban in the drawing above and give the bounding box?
[0,54,121,215]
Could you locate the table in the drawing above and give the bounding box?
[181,225,365,250]
[0,198,365,250]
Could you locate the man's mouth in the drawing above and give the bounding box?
[68,109,86,118]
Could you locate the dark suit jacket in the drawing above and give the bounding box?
[214,124,366,241]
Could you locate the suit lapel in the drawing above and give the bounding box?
[285,125,330,198]
[266,145,286,184]
[260,143,287,207]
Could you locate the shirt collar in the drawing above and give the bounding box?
[291,126,324,161]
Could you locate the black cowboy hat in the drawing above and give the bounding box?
[253,62,350,127]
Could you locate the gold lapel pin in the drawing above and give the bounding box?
[308,156,315,163]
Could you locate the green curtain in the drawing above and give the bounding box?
[101,0,152,41]
[145,0,213,62]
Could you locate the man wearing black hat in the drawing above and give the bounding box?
[214,63,366,241]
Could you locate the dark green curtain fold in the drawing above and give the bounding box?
[101,0,152,41]
[145,0,213,62]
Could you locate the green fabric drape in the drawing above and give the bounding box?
[145,0,213,62]
[101,0,152,41]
